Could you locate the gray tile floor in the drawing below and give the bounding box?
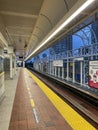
[0,68,20,130]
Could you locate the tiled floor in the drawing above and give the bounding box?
[0,69,20,130]
[0,68,96,130]
[8,68,72,130]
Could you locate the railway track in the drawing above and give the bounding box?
[28,68,98,129]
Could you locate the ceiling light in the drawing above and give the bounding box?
[25,0,95,61]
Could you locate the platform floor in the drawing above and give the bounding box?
[0,68,96,130]
[0,68,20,130]
[9,68,72,130]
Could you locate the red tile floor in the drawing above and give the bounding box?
[9,69,72,130]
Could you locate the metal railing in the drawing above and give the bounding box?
[34,43,98,62]
[49,43,98,60]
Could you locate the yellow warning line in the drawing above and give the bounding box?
[25,69,96,130]
[27,87,30,91]
[30,99,35,108]
[0,72,4,76]
[24,73,40,124]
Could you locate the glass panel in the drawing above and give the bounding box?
[84,60,89,84]
[60,67,62,77]
[69,62,73,81]
[63,61,67,79]
[0,57,4,73]
[56,67,58,77]
[75,61,80,83]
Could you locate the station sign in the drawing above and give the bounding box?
[53,60,63,67]
[88,60,98,89]
[74,57,84,61]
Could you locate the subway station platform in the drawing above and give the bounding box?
[0,68,97,130]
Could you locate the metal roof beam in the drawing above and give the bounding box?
[0,11,38,19]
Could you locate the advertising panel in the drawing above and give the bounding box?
[88,61,98,89]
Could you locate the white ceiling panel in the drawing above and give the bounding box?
[0,0,97,59]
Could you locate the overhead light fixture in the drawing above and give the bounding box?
[25,0,95,61]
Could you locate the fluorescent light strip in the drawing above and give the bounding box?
[25,0,95,61]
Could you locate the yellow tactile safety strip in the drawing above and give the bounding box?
[25,69,96,130]
[0,72,4,76]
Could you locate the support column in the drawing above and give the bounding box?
[14,56,16,75]
[62,67,64,79]
[47,62,49,74]
[23,61,25,68]
[10,54,13,79]
[80,61,83,85]
[67,60,69,80]
[73,61,75,82]
[55,67,56,77]
[0,49,5,100]
[8,47,14,79]
[51,62,53,75]
[53,66,55,76]
[58,67,60,78]
[41,63,43,72]
[50,61,52,75]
